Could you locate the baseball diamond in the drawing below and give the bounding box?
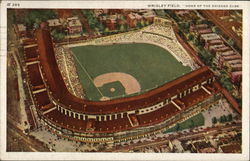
[71,43,191,101]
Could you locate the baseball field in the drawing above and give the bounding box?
[71,43,191,101]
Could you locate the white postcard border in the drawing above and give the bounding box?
[0,1,249,160]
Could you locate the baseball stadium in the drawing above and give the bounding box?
[23,18,223,143]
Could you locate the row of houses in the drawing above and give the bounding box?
[171,129,241,153]
[47,16,83,34]
[126,10,155,28]
[94,9,155,31]
[133,127,241,153]
[174,10,200,22]
[15,16,83,39]
[190,23,242,84]
[15,9,156,39]
[190,139,241,153]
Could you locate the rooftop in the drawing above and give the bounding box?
[17,24,26,32]
[67,17,82,27]
[227,59,242,65]
[220,143,241,153]
[231,71,242,75]
[201,33,221,41]
[47,19,62,27]
[230,64,242,68]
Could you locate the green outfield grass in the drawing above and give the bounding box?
[71,43,191,101]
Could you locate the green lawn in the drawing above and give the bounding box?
[71,43,191,101]
[164,113,205,133]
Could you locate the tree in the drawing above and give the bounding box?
[120,15,125,21]
[224,82,233,91]
[220,115,226,123]
[220,115,228,123]
[176,123,180,131]
[140,19,145,27]
[193,37,199,46]
[220,74,234,91]
[179,22,190,33]
[80,26,87,36]
[104,27,109,35]
[24,10,56,29]
[212,26,221,34]
[228,38,235,47]
[227,114,233,122]
[187,33,194,41]
[119,24,125,32]
[235,97,242,107]
[94,27,100,33]
[223,115,227,122]
[198,49,214,66]
[197,19,210,25]
[178,23,187,33]
[98,23,104,33]
[51,29,65,41]
[136,21,142,29]
[82,10,100,31]
[212,117,217,124]
[124,24,128,31]
[88,17,98,29]
[211,63,217,71]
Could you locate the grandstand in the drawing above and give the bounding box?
[23,28,223,143]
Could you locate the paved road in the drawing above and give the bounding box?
[7,113,50,152]
[109,123,241,152]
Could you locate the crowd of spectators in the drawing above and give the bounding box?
[54,46,85,98]
[68,23,197,70]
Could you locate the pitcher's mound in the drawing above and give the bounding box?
[110,88,116,92]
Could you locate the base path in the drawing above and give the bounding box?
[94,72,141,95]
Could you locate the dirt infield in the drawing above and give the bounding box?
[93,72,141,95]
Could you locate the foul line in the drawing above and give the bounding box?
[72,53,104,98]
